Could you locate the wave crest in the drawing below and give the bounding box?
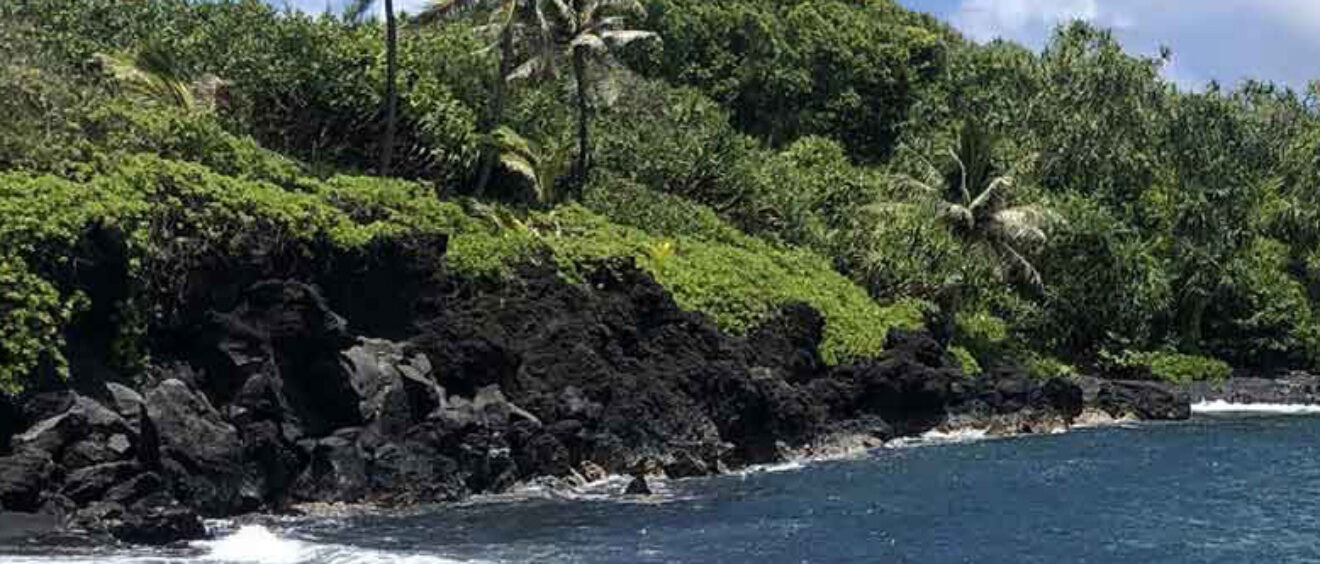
[1192,400,1320,415]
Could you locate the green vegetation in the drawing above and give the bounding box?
[1103,350,1233,385]
[4,0,1320,391]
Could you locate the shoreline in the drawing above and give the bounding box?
[1,259,1312,548]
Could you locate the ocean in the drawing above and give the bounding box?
[6,404,1320,563]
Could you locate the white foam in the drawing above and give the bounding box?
[195,525,308,563]
[1192,400,1320,415]
[743,460,806,474]
[189,524,489,564]
[885,427,991,449]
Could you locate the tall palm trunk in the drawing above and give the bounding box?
[572,44,591,186]
[474,27,514,196]
[379,0,398,176]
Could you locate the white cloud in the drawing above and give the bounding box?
[942,0,1320,88]
[951,0,1099,44]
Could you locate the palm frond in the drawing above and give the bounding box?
[570,32,607,52]
[947,147,970,205]
[988,205,1055,248]
[967,175,1013,214]
[599,29,657,47]
[995,241,1044,292]
[94,49,194,110]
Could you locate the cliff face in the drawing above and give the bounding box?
[0,239,1097,546]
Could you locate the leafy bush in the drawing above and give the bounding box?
[949,346,981,378]
[1105,350,1231,385]
[1023,354,1077,381]
[534,204,922,364]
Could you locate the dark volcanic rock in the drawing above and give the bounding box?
[10,247,1118,545]
[13,395,135,470]
[625,475,652,495]
[1080,377,1190,420]
[145,379,246,515]
[0,394,19,455]
[106,505,207,545]
[293,432,368,503]
[410,261,826,474]
[60,462,141,505]
[197,280,360,436]
[0,451,54,511]
[1183,373,1320,405]
[820,330,962,437]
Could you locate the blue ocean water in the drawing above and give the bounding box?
[7,412,1320,564]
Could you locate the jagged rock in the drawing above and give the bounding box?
[13,395,135,471]
[624,475,651,495]
[106,505,207,545]
[1183,373,1320,405]
[293,431,367,503]
[60,462,140,505]
[367,432,466,504]
[1080,377,1190,420]
[344,339,440,439]
[106,383,145,427]
[747,303,826,384]
[0,451,54,511]
[239,420,304,508]
[145,379,245,515]
[20,391,76,426]
[821,330,962,437]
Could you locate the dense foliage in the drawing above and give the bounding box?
[3,0,1320,391]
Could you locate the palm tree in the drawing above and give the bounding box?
[418,0,553,196]
[420,0,655,196]
[346,0,399,176]
[881,121,1055,340]
[551,0,657,185]
[890,122,1053,291]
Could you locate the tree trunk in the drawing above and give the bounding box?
[474,27,513,197]
[379,0,398,176]
[572,45,591,189]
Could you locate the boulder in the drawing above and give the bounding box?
[293,430,368,503]
[1081,377,1190,420]
[12,395,135,470]
[344,338,441,439]
[239,420,304,508]
[145,379,245,515]
[107,505,207,545]
[624,475,652,495]
[59,461,140,505]
[106,383,146,426]
[195,280,360,436]
[824,330,961,436]
[0,451,54,511]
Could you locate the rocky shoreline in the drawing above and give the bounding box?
[0,251,1231,547]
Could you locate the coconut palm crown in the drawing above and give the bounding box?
[887,121,1056,292]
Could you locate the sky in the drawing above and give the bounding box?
[272,0,1320,90]
[896,0,1320,90]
